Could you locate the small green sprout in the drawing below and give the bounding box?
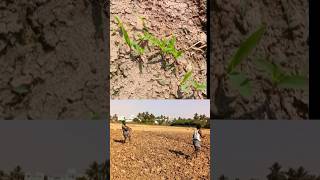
[225,24,307,97]
[90,112,100,120]
[114,16,144,55]
[255,58,308,89]
[227,25,266,74]
[180,70,206,94]
[139,31,183,60]
[115,16,183,68]
[12,85,29,95]
[226,25,266,97]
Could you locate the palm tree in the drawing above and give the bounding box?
[98,161,107,180]
[9,166,24,180]
[0,170,6,178]
[86,161,99,180]
[266,162,286,180]
[286,166,309,180]
[219,175,228,180]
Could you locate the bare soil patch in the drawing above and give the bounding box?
[0,0,108,120]
[110,0,207,99]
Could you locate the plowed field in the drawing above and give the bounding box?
[110,123,210,179]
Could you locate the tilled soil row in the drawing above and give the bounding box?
[110,127,210,179]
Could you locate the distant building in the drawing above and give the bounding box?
[119,115,135,122]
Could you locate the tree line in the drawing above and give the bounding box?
[110,112,210,128]
[219,162,320,180]
[0,160,109,180]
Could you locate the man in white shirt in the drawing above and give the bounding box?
[191,124,204,159]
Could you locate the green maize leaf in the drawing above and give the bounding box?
[227,25,266,73]
[167,37,176,48]
[90,112,100,120]
[172,50,182,59]
[145,33,161,47]
[180,70,193,85]
[229,72,247,87]
[114,16,121,25]
[193,81,206,91]
[278,75,308,89]
[114,16,132,47]
[181,82,191,93]
[137,34,146,41]
[271,66,286,84]
[13,85,29,94]
[229,72,252,97]
[122,27,131,47]
[131,41,144,54]
[255,58,276,75]
[239,79,252,97]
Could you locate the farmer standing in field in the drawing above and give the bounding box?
[122,121,132,143]
[191,124,204,159]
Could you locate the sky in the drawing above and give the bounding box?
[0,121,107,176]
[213,121,320,180]
[110,100,210,119]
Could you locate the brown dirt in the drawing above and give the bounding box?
[0,0,108,120]
[210,0,309,120]
[110,123,210,180]
[110,0,207,99]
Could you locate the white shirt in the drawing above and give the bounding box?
[193,129,201,141]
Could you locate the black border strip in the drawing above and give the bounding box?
[103,0,110,178]
[309,0,319,119]
[207,0,211,99]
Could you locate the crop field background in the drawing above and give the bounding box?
[110,0,207,99]
[210,0,309,120]
[110,123,210,179]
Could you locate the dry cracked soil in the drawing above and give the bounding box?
[210,0,309,120]
[0,0,108,120]
[110,123,210,180]
[110,0,207,99]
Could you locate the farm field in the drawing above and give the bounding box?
[110,123,210,180]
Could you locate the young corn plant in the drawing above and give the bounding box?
[226,25,266,97]
[90,112,100,120]
[226,24,308,97]
[114,16,145,55]
[115,16,147,72]
[255,58,308,90]
[180,70,206,95]
[137,22,183,69]
[115,16,183,71]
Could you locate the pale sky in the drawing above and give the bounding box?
[110,100,210,119]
